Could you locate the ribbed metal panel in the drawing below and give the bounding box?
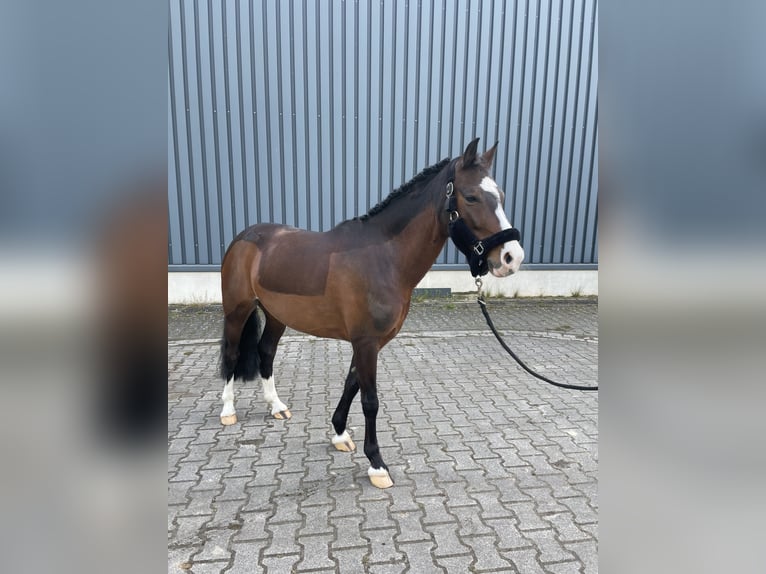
[169,0,598,268]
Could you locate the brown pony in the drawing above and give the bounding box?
[218,138,524,488]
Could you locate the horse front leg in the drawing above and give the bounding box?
[353,338,393,489]
[331,360,360,452]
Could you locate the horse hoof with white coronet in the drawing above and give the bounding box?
[273,409,292,420]
[332,431,356,452]
[368,467,394,489]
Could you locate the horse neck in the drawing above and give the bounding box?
[377,171,452,291]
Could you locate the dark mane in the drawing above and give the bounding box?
[358,157,451,222]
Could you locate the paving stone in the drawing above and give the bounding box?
[460,534,515,572]
[232,510,270,542]
[417,495,453,526]
[483,518,531,551]
[434,554,475,573]
[193,528,235,563]
[502,547,548,574]
[564,540,598,574]
[262,521,301,556]
[365,527,404,564]
[425,522,471,557]
[521,528,577,564]
[332,516,368,550]
[392,509,431,543]
[331,546,369,574]
[260,554,300,574]
[189,561,229,573]
[296,533,336,571]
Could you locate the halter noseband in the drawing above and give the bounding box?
[445,180,521,277]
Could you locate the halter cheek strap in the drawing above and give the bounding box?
[445,181,521,277]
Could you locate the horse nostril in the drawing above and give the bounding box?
[504,253,513,265]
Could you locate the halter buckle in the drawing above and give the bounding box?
[449,210,459,222]
[473,242,485,256]
[446,181,454,197]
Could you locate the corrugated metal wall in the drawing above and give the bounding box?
[169,0,598,270]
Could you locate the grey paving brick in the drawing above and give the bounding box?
[189,560,229,573]
[232,510,270,542]
[509,501,552,531]
[450,505,494,537]
[263,521,302,556]
[172,514,210,547]
[460,534,515,572]
[332,516,368,550]
[192,528,235,563]
[564,540,598,574]
[483,518,530,551]
[207,499,245,530]
[521,528,576,564]
[397,541,444,573]
[368,563,406,574]
[434,554,475,574]
[331,546,369,574]
[169,480,197,506]
[425,522,472,557]
[502,548,548,574]
[216,477,251,501]
[296,533,336,571]
[543,561,584,574]
[545,512,593,542]
[365,528,404,564]
[261,554,300,574]
[392,509,431,544]
[299,503,334,536]
[167,547,195,573]
[417,495,453,526]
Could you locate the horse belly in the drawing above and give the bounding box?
[255,292,350,340]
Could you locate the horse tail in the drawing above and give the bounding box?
[220,309,262,381]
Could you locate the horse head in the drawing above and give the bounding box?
[448,138,525,277]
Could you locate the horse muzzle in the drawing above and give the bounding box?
[488,240,525,277]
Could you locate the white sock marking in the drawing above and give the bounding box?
[368,466,389,477]
[220,376,236,418]
[262,375,288,414]
[332,430,352,445]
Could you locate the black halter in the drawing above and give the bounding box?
[445,180,521,277]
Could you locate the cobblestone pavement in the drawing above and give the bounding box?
[169,296,598,573]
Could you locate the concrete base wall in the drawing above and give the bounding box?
[168,270,597,304]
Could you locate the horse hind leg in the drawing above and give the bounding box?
[258,308,291,419]
[219,301,260,425]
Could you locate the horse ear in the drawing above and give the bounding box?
[462,138,481,167]
[481,141,499,168]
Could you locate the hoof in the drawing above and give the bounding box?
[273,409,292,420]
[368,467,394,489]
[220,414,238,426]
[331,431,356,452]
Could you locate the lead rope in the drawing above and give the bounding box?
[475,277,598,392]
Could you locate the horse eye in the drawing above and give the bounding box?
[465,195,479,204]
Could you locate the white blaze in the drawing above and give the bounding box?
[480,176,525,275]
